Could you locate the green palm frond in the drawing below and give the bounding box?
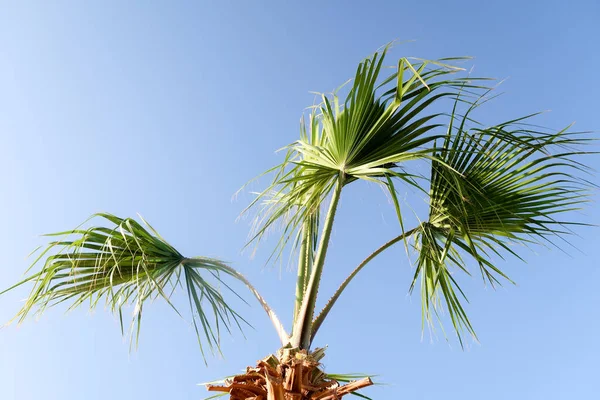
[2,213,249,357]
[246,45,490,261]
[412,101,593,343]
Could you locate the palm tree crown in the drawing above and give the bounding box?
[1,45,593,400]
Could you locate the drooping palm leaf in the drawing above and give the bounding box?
[412,100,593,342]
[1,213,286,358]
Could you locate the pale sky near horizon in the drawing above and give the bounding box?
[1,1,599,399]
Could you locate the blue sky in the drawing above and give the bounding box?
[1,1,599,399]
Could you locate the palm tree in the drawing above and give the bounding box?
[1,45,593,400]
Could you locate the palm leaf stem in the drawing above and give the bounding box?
[310,226,420,344]
[291,173,345,349]
[183,258,289,345]
[293,222,309,321]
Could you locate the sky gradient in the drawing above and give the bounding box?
[1,1,599,399]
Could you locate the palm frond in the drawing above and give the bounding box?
[412,100,593,342]
[245,45,490,262]
[2,213,249,358]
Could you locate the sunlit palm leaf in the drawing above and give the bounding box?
[246,45,489,261]
[2,213,248,358]
[412,100,593,342]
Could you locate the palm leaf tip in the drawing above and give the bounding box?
[2,213,248,355]
[411,223,477,345]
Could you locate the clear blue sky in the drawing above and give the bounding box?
[1,1,599,399]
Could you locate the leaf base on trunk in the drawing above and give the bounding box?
[206,347,372,400]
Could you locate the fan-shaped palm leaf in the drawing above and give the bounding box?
[2,213,288,358]
[245,47,489,260]
[412,100,593,342]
